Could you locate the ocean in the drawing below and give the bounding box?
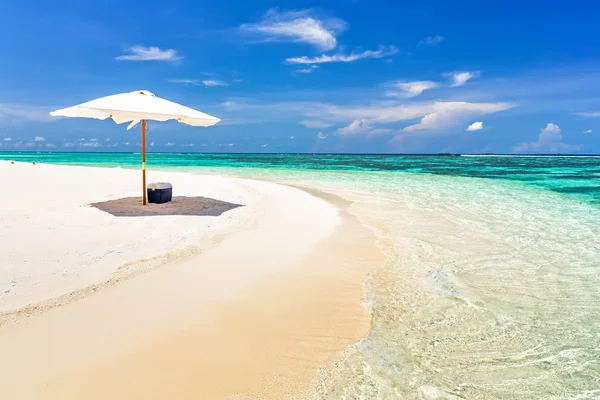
[2,152,600,399]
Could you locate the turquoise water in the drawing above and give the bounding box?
[2,152,599,205]
[2,152,600,399]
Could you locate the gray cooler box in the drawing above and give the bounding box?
[147,182,173,204]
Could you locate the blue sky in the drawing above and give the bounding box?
[1,0,599,154]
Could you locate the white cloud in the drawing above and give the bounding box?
[583,129,593,133]
[63,142,75,148]
[403,113,441,132]
[90,138,98,141]
[385,81,438,98]
[322,101,513,132]
[227,143,234,147]
[105,138,110,142]
[295,65,319,74]
[150,141,155,146]
[220,98,513,135]
[466,121,484,131]
[261,143,268,148]
[3,137,11,141]
[514,123,583,153]
[540,122,561,137]
[123,142,130,145]
[202,80,228,87]
[446,71,479,86]
[576,111,600,117]
[317,132,327,139]
[419,36,445,46]
[285,46,397,64]
[166,142,175,147]
[290,136,295,139]
[337,120,391,136]
[34,136,45,141]
[240,9,347,51]
[300,120,333,128]
[183,143,195,147]
[169,79,228,87]
[116,46,180,62]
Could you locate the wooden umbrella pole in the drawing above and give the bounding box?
[141,120,147,205]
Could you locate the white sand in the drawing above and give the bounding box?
[0,161,384,399]
[0,161,339,313]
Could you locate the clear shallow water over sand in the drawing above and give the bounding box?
[2,153,600,399]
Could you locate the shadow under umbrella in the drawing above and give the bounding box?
[91,196,243,217]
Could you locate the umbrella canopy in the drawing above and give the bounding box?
[50,90,220,205]
[51,90,220,128]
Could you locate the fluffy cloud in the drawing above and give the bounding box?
[403,112,442,132]
[385,81,439,98]
[240,9,347,51]
[583,129,593,133]
[116,46,179,62]
[166,142,175,147]
[321,101,513,133]
[3,137,11,141]
[466,121,484,131]
[446,71,479,86]
[337,120,391,136]
[317,132,327,139]
[514,123,583,153]
[34,136,45,141]
[285,46,397,64]
[220,98,513,136]
[419,36,445,46]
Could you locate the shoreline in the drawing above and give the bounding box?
[0,162,385,399]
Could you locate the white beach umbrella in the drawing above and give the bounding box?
[51,90,220,205]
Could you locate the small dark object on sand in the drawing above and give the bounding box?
[147,182,172,204]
